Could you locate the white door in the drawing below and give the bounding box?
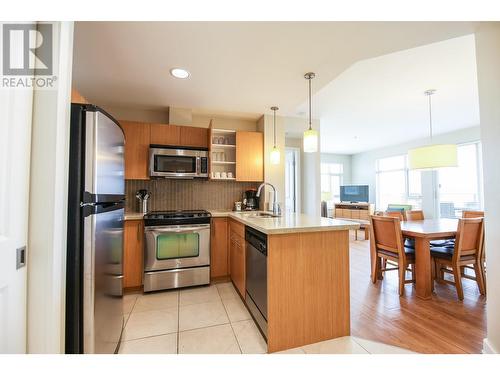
[0,22,34,353]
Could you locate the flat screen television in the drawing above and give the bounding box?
[340,185,369,203]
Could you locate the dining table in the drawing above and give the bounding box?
[398,218,459,300]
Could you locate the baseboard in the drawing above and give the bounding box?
[483,338,498,354]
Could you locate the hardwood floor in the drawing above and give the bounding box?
[349,233,487,354]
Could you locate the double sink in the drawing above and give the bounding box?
[239,212,280,219]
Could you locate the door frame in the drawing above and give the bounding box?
[285,147,301,213]
[26,21,74,353]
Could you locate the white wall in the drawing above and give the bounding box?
[351,126,481,210]
[27,22,74,353]
[284,117,321,217]
[475,22,500,354]
[102,105,258,132]
[257,114,286,210]
[320,153,352,184]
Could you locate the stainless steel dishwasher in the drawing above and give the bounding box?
[245,226,268,339]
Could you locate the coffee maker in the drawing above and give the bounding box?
[243,189,259,211]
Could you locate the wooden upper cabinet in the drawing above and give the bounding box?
[149,123,209,148]
[121,121,151,180]
[180,126,208,148]
[236,131,264,182]
[71,89,88,104]
[150,123,181,146]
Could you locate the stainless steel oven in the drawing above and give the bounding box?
[143,210,211,292]
[149,146,209,179]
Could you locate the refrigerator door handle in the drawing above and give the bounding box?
[83,213,96,354]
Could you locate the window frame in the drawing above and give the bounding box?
[437,141,484,218]
[321,162,344,205]
[375,154,423,211]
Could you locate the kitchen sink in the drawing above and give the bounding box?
[248,212,280,218]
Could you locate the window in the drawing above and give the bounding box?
[376,155,422,211]
[321,163,343,208]
[438,142,483,218]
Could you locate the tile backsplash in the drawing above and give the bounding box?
[125,179,259,212]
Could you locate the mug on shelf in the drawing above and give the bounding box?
[227,172,233,178]
[214,172,221,179]
[221,172,227,179]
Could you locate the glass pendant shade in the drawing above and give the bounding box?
[408,89,458,170]
[408,144,457,170]
[303,128,318,153]
[270,146,281,164]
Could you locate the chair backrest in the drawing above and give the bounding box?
[385,210,406,221]
[406,210,424,221]
[453,217,484,261]
[370,215,405,259]
[462,210,484,218]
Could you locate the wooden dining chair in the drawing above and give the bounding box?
[385,210,407,221]
[462,210,486,290]
[463,210,484,219]
[431,217,485,300]
[370,215,415,296]
[406,210,424,221]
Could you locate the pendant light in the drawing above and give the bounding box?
[408,89,457,170]
[303,72,318,153]
[270,106,281,165]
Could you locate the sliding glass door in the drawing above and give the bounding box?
[438,142,483,218]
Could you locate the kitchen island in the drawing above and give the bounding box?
[224,211,359,353]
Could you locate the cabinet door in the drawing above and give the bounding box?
[210,218,229,278]
[123,220,144,289]
[180,126,209,148]
[150,123,181,146]
[236,131,263,182]
[121,121,150,180]
[230,230,245,297]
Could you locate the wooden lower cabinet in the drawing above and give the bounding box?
[229,219,246,296]
[210,218,229,278]
[123,220,144,289]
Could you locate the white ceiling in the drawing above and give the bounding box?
[310,34,480,154]
[73,22,479,119]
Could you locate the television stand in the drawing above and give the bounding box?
[334,202,374,240]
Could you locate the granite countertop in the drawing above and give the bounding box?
[125,209,359,235]
[124,211,145,220]
[226,211,360,235]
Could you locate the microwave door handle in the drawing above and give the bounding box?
[196,157,201,174]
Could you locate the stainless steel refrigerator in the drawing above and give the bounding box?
[66,104,125,354]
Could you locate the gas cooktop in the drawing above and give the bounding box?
[144,210,211,226]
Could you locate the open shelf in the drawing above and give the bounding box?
[210,128,237,182]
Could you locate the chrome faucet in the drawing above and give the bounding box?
[256,182,281,216]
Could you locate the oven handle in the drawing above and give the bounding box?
[145,224,210,234]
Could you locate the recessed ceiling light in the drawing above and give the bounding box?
[170,68,190,79]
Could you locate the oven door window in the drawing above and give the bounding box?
[154,155,196,173]
[156,233,200,260]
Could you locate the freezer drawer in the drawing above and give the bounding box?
[83,206,124,354]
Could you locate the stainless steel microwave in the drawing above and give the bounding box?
[149,145,209,179]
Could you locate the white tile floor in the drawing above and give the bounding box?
[119,282,414,355]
